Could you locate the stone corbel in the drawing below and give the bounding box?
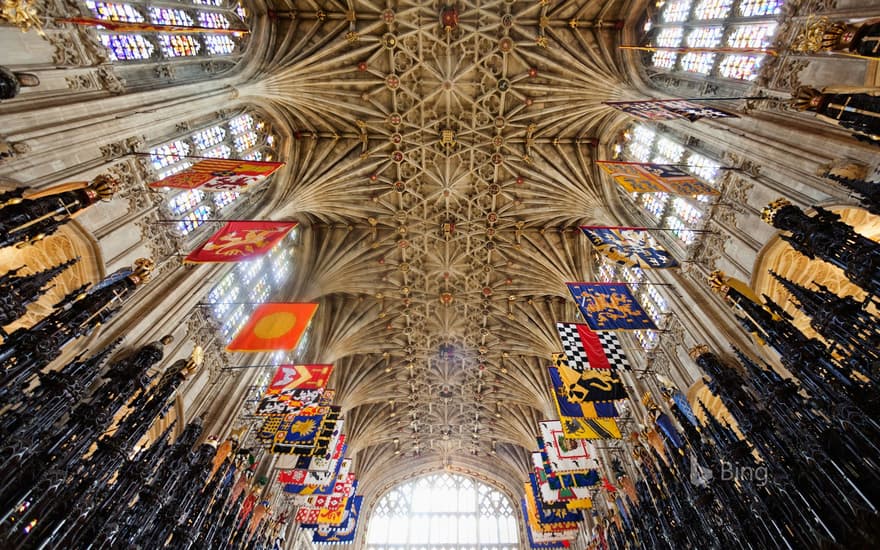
[0,136,31,164]
[99,135,146,161]
[106,159,161,211]
[136,210,184,263]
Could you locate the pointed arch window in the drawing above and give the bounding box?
[366,473,519,549]
[204,230,299,344]
[644,0,784,81]
[613,123,721,248]
[148,110,278,236]
[596,257,670,350]
[82,0,249,63]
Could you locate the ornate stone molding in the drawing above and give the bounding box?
[95,65,125,94]
[0,136,31,164]
[105,159,159,211]
[186,307,230,380]
[755,55,808,91]
[135,211,185,263]
[686,223,727,274]
[99,135,145,161]
[154,64,175,80]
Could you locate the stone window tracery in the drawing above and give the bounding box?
[82,0,248,63]
[645,0,783,80]
[366,473,518,549]
[615,123,720,248]
[148,111,277,236]
[205,231,297,343]
[597,258,670,350]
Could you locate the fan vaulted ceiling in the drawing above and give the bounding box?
[246,0,634,492]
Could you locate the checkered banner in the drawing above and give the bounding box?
[555,322,633,371]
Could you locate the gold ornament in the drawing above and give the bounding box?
[761,198,791,225]
[0,0,45,36]
[88,174,119,201]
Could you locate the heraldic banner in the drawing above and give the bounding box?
[148,158,283,192]
[185,221,297,263]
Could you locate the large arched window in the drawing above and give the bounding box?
[612,123,720,247]
[83,0,249,62]
[643,0,784,81]
[204,227,301,347]
[149,110,278,236]
[596,255,670,350]
[366,473,519,549]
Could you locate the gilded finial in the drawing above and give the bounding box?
[761,198,791,225]
[707,270,729,295]
[181,345,203,378]
[131,258,155,285]
[789,86,823,112]
[688,344,711,360]
[88,174,119,201]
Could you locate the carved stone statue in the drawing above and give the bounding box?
[0,65,39,100]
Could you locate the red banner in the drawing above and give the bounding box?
[268,364,334,393]
[149,158,283,192]
[184,221,296,263]
[226,303,318,352]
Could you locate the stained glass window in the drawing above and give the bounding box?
[662,0,692,23]
[693,0,732,20]
[158,35,201,57]
[201,144,233,159]
[205,35,236,56]
[233,131,258,153]
[626,126,656,161]
[655,27,684,47]
[738,0,784,17]
[597,258,665,351]
[366,473,518,549]
[90,1,246,63]
[167,189,205,214]
[151,111,277,240]
[652,51,679,69]
[99,34,155,61]
[228,114,255,134]
[654,137,685,163]
[177,204,211,235]
[212,190,240,209]
[150,140,190,169]
[192,125,226,150]
[687,152,720,184]
[671,197,703,225]
[666,215,696,244]
[718,54,763,80]
[680,52,716,74]
[646,0,783,79]
[640,193,669,219]
[149,7,193,26]
[727,23,777,48]
[206,230,298,343]
[86,1,144,22]
[617,124,717,247]
[686,26,723,48]
[198,11,230,28]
